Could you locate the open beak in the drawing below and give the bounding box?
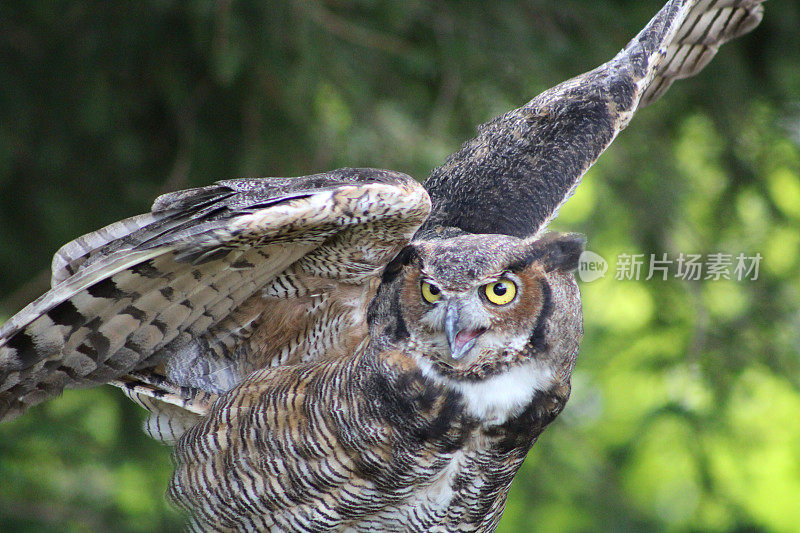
[444,302,486,360]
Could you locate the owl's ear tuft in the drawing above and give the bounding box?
[509,233,585,273]
[381,245,419,283]
[537,233,585,272]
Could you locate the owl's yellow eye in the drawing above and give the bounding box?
[420,281,442,303]
[483,279,517,306]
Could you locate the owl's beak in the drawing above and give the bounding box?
[444,302,485,360]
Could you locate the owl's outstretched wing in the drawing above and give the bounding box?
[0,168,430,432]
[422,0,764,238]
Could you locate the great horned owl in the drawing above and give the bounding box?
[169,230,583,531]
[0,1,764,531]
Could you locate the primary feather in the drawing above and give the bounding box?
[421,0,764,238]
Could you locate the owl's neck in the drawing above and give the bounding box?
[362,345,569,445]
[412,352,561,426]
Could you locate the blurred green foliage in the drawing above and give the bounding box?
[1,1,798,531]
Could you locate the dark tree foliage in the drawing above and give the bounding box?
[0,1,798,531]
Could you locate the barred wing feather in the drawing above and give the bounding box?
[0,168,430,434]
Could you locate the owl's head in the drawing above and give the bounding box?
[370,231,584,424]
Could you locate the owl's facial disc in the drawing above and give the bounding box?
[444,302,486,360]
